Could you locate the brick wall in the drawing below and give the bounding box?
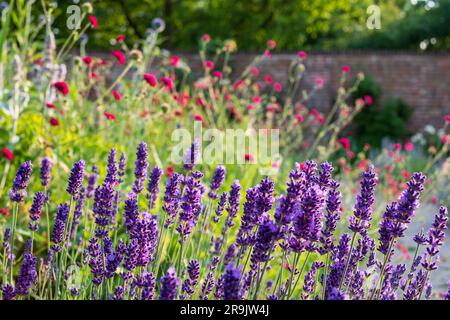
[172,52,450,131]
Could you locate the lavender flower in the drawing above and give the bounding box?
[88,237,104,285]
[140,272,156,300]
[162,173,182,228]
[40,157,52,187]
[222,263,242,300]
[208,165,226,199]
[251,217,278,264]
[86,165,99,199]
[29,191,46,231]
[320,180,342,253]
[183,140,200,171]
[274,162,302,226]
[118,152,127,183]
[349,165,377,236]
[200,272,215,300]
[132,141,149,194]
[104,148,118,185]
[290,185,325,252]
[9,161,33,202]
[177,176,203,242]
[422,206,448,271]
[159,267,180,300]
[51,203,70,251]
[2,284,16,300]
[15,253,37,296]
[66,160,85,198]
[225,180,241,228]
[93,182,116,238]
[213,192,227,223]
[70,187,86,239]
[147,166,162,210]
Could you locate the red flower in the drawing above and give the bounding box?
[267,39,276,49]
[273,82,282,93]
[364,95,373,106]
[341,65,350,73]
[402,170,410,179]
[441,135,449,144]
[49,117,60,126]
[393,143,402,151]
[252,96,261,104]
[431,196,439,204]
[45,102,56,109]
[212,71,222,79]
[264,75,273,84]
[297,51,307,59]
[246,104,255,111]
[338,137,351,150]
[2,148,14,161]
[104,112,116,120]
[116,34,126,43]
[194,114,204,122]
[143,74,157,87]
[111,50,126,65]
[251,67,259,77]
[201,34,211,42]
[296,114,303,123]
[204,60,214,70]
[404,142,414,152]
[315,78,324,87]
[88,15,98,29]
[82,56,93,66]
[112,90,121,101]
[170,55,181,68]
[89,72,97,79]
[196,97,207,108]
[53,81,69,95]
[161,77,174,91]
[0,208,10,218]
[166,165,174,177]
[244,153,254,162]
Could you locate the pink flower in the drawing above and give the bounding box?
[273,82,282,93]
[252,96,261,104]
[49,117,60,126]
[264,50,271,58]
[116,34,126,43]
[82,56,92,66]
[196,97,207,108]
[111,50,125,65]
[267,39,276,49]
[112,90,121,101]
[202,34,211,42]
[143,74,157,87]
[204,60,214,70]
[364,95,373,106]
[53,81,69,95]
[161,77,174,91]
[431,196,439,204]
[170,56,181,68]
[244,153,255,162]
[441,135,449,144]
[212,71,222,79]
[194,114,204,122]
[393,143,402,151]
[338,137,351,150]
[2,148,14,161]
[246,104,255,111]
[296,114,304,123]
[315,78,324,87]
[251,67,259,77]
[341,65,350,73]
[445,115,450,123]
[356,98,365,107]
[104,112,116,120]
[404,142,414,152]
[264,75,273,84]
[88,16,98,29]
[297,51,307,59]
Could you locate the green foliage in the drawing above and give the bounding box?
[354,97,413,149]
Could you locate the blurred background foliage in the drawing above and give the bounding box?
[37,0,450,51]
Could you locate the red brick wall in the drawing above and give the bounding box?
[174,52,450,131]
